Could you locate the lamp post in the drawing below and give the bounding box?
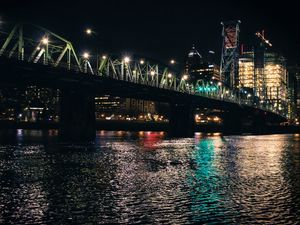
[84,28,99,74]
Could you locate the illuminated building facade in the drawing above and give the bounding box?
[95,95,157,120]
[239,51,288,111]
[125,99,156,114]
[95,95,126,114]
[0,87,59,122]
[238,51,254,88]
[263,53,287,108]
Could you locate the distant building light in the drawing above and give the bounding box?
[208,64,214,68]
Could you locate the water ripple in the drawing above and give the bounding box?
[0,131,300,224]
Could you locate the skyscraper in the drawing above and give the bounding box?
[185,46,220,83]
[239,51,288,112]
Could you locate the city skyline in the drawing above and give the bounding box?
[1,0,299,66]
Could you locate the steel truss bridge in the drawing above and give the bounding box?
[0,23,288,139]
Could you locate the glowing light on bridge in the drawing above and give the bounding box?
[167,73,172,78]
[170,59,175,64]
[150,70,155,76]
[123,56,130,63]
[140,60,145,65]
[85,28,92,35]
[182,74,188,80]
[42,38,48,45]
[102,55,107,59]
[83,52,90,59]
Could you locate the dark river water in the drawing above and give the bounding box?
[0,130,300,224]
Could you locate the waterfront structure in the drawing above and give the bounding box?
[0,86,59,122]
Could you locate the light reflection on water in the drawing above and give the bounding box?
[0,130,299,224]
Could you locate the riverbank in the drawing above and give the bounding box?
[0,120,299,134]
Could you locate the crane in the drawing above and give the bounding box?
[255,30,272,47]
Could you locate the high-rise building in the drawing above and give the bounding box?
[263,53,287,108]
[185,46,220,83]
[288,66,300,121]
[296,68,300,122]
[239,30,288,114]
[239,51,287,111]
[238,51,255,88]
[185,45,204,82]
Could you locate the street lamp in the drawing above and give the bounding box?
[170,59,175,64]
[123,56,130,63]
[83,52,90,59]
[85,28,92,35]
[42,38,48,45]
[140,59,145,65]
[167,73,172,78]
[41,37,49,64]
[84,27,100,72]
[182,74,188,80]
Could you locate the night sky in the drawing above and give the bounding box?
[1,0,299,67]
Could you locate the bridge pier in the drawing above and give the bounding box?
[168,103,194,137]
[252,111,267,134]
[59,90,95,141]
[222,109,243,134]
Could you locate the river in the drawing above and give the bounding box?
[0,130,299,224]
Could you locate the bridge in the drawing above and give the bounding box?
[0,23,287,140]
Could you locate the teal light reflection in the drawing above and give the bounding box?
[187,137,235,224]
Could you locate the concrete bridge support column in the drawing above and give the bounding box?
[252,111,267,134]
[59,90,95,141]
[168,103,194,137]
[222,109,243,134]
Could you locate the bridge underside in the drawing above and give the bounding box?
[60,90,95,141]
